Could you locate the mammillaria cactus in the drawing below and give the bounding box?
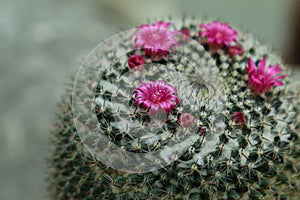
[49,18,300,199]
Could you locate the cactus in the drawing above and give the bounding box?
[49,18,300,199]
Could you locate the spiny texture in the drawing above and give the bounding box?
[49,18,300,200]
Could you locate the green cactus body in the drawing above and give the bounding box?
[49,19,300,199]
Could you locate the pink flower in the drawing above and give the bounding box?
[133,80,179,116]
[134,21,179,57]
[232,112,246,126]
[199,127,207,136]
[246,58,286,94]
[178,113,194,127]
[179,27,191,43]
[128,54,145,71]
[199,21,238,46]
[227,45,244,57]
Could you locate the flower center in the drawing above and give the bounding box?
[151,33,161,41]
[216,32,222,38]
[151,89,165,103]
[259,75,264,80]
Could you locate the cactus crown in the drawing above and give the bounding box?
[49,18,300,199]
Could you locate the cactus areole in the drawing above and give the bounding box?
[49,19,300,199]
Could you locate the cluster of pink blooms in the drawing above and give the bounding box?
[130,20,286,120]
[246,57,286,94]
[198,21,286,94]
[199,20,244,57]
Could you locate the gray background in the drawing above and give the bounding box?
[0,0,297,199]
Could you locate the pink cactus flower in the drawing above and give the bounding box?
[199,127,207,136]
[227,45,244,57]
[134,21,179,57]
[179,27,191,43]
[178,113,194,127]
[246,58,286,94]
[133,80,179,116]
[128,54,145,71]
[199,21,238,47]
[232,112,246,126]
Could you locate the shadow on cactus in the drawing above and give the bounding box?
[49,19,300,199]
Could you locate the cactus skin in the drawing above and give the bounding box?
[49,18,300,200]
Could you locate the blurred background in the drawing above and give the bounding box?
[0,0,298,199]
